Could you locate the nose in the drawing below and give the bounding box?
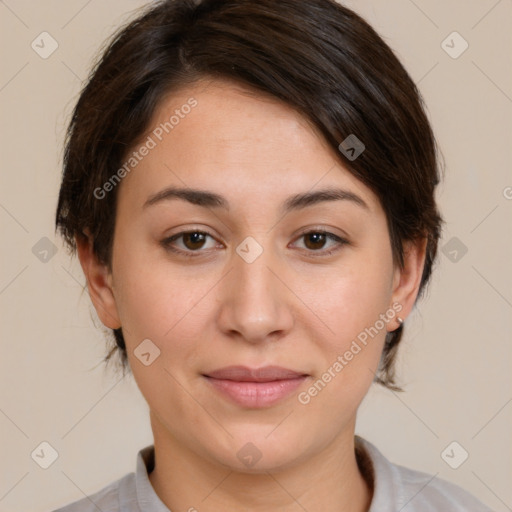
[215,240,294,344]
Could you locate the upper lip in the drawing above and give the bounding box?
[204,365,308,382]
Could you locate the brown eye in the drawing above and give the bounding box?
[161,231,219,257]
[303,232,328,250]
[293,230,348,257]
[181,232,208,250]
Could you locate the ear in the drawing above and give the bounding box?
[388,237,428,331]
[76,231,121,330]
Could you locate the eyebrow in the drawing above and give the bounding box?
[143,186,369,213]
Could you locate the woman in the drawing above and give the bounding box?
[53,0,493,510]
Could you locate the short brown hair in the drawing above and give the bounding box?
[56,0,443,390]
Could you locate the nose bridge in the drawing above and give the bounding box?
[216,235,293,342]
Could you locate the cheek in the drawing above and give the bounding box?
[310,249,394,342]
[114,263,211,343]
[299,248,395,405]
[113,258,213,418]
[111,242,221,382]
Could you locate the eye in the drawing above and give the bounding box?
[161,228,349,259]
[291,229,348,257]
[161,230,220,257]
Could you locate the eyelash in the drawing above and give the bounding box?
[161,229,349,259]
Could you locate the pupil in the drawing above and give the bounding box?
[306,233,325,250]
[186,232,205,249]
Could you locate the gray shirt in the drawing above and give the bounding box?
[52,436,494,511]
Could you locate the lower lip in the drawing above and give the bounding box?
[204,376,307,408]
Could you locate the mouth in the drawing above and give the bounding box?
[202,365,309,408]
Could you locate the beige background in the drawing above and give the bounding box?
[0,1,511,511]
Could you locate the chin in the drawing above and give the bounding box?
[203,426,311,474]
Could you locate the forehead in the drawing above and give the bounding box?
[147,77,330,160]
[117,77,379,215]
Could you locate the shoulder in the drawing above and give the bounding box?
[356,436,495,512]
[395,463,494,511]
[51,444,167,512]
[51,472,135,512]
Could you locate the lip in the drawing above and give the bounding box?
[203,366,308,408]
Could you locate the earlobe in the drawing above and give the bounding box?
[75,232,121,330]
[389,237,428,330]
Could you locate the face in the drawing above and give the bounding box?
[81,77,424,472]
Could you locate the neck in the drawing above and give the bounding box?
[148,414,373,512]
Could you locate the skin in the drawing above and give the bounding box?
[77,77,427,512]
